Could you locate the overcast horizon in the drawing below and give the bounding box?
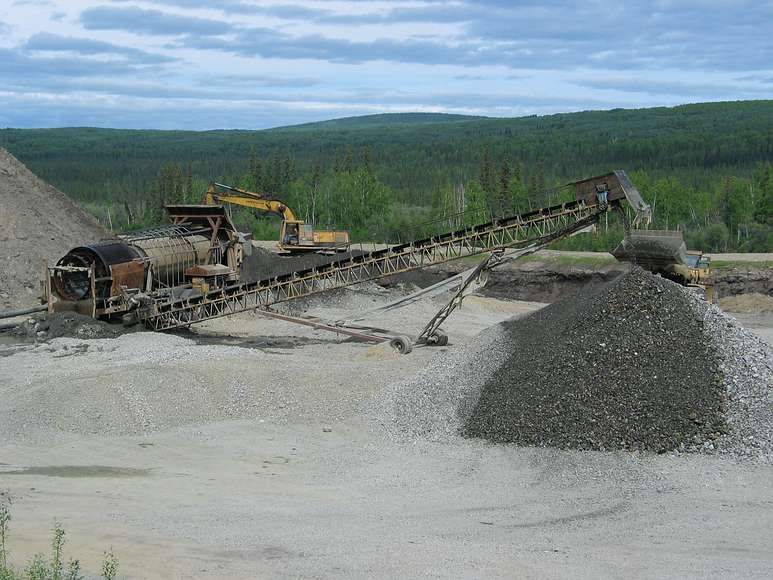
[1,0,772,130]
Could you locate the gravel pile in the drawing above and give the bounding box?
[691,298,773,461]
[11,311,133,340]
[0,332,259,440]
[0,148,108,309]
[612,232,686,266]
[367,322,512,441]
[464,269,726,452]
[372,267,773,460]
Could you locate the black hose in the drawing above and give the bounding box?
[0,304,47,320]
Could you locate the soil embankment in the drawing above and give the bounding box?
[423,256,773,303]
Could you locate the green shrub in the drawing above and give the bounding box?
[0,498,117,580]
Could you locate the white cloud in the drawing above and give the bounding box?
[0,0,771,128]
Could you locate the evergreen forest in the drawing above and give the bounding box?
[1,100,772,252]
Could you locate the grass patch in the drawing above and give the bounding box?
[0,496,118,580]
[710,260,773,270]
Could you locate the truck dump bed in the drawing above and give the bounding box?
[612,229,688,273]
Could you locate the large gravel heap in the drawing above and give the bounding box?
[375,268,773,460]
[464,269,726,451]
[375,268,773,459]
[0,148,108,309]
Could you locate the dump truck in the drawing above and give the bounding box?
[203,182,350,254]
[612,229,715,302]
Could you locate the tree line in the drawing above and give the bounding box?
[87,145,771,252]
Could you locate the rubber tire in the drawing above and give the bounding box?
[429,329,449,347]
[389,335,413,355]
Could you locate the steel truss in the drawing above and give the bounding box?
[139,198,609,331]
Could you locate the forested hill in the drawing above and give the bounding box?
[1,100,772,201]
[0,100,771,251]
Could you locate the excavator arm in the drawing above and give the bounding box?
[202,182,350,253]
[203,183,298,222]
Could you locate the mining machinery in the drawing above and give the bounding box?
[43,170,652,351]
[203,182,350,254]
[612,229,715,302]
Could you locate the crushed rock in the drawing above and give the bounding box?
[0,332,261,440]
[11,311,133,341]
[689,298,773,462]
[463,269,726,452]
[367,322,512,442]
[374,268,773,461]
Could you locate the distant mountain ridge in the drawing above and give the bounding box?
[276,112,488,131]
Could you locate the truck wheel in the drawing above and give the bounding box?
[390,335,413,355]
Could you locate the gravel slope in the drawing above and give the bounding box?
[692,299,773,461]
[374,269,773,462]
[0,148,108,308]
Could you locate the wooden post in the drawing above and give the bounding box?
[43,260,53,314]
[90,264,97,319]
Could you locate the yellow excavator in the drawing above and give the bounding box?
[203,182,350,254]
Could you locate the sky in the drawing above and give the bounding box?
[0,0,772,130]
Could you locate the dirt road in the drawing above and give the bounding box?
[1,290,772,578]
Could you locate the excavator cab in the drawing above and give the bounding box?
[282,221,300,247]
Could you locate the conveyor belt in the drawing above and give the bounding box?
[136,197,611,330]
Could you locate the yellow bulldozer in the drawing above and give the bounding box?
[203,182,350,254]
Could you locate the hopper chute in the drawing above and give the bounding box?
[573,170,652,226]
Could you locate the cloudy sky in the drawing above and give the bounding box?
[1,0,771,129]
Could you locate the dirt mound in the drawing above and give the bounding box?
[720,292,773,313]
[463,269,726,452]
[0,148,108,309]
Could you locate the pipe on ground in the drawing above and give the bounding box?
[0,304,47,320]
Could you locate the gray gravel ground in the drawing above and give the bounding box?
[1,285,773,578]
[367,322,511,441]
[0,283,528,445]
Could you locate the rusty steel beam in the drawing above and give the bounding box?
[256,310,385,344]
